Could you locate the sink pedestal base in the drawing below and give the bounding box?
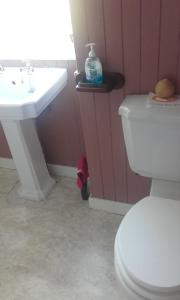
[1,119,55,200]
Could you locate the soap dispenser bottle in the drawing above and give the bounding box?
[85,43,103,85]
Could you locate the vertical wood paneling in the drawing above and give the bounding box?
[122,0,151,202]
[176,41,180,93]
[122,0,141,93]
[103,0,123,73]
[85,0,106,66]
[84,0,115,200]
[158,0,180,82]
[78,93,104,198]
[126,0,161,202]
[95,94,115,200]
[71,0,180,203]
[140,0,161,93]
[70,0,104,198]
[103,0,127,202]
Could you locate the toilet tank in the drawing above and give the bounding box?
[119,95,180,182]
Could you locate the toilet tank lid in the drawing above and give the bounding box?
[119,94,180,122]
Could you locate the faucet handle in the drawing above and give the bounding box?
[20,66,34,73]
[20,59,34,73]
[0,65,5,72]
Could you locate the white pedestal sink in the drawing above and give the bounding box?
[0,67,67,200]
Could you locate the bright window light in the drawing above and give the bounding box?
[0,0,75,60]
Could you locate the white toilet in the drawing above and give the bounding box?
[114,95,180,300]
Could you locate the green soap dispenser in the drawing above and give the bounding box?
[85,43,103,85]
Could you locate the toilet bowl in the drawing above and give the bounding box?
[114,196,180,299]
[115,95,180,299]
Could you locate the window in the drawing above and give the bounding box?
[0,0,75,60]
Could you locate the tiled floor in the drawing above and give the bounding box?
[0,168,125,300]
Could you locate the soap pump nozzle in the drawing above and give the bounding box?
[85,43,96,58]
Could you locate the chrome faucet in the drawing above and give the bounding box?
[20,59,35,93]
[20,59,34,74]
[0,64,5,73]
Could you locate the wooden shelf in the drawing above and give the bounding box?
[75,71,125,93]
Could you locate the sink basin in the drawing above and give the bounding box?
[0,67,67,200]
[0,67,67,120]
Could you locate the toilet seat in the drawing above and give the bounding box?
[114,196,180,300]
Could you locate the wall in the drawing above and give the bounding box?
[0,60,85,167]
[70,0,180,203]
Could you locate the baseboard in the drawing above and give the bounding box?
[0,157,15,169]
[89,197,133,216]
[47,164,76,178]
[0,158,76,178]
[1,158,132,214]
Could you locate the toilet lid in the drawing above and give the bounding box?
[117,196,180,292]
